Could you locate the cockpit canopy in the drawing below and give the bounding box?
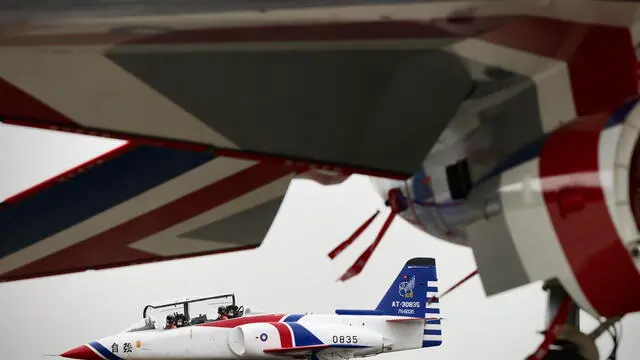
[122,293,245,332]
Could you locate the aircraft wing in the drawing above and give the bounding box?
[0,6,474,177]
[0,136,297,282]
[3,0,637,282]
[0,2,474,282]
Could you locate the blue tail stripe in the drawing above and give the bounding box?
[283,314,305,322]
[425,319,441,325]
[424,329,442,336]
[422,340,442,348]
[427,287,438,292]
[89,342,122,360]
[425,308,440,314]
[287,323,323,347]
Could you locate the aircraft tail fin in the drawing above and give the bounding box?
[374,257,442,347]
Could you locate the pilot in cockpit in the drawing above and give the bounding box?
[217,306,229,321]
[175,313,187,327]
[165,315,177,329]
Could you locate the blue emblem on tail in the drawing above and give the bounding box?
[398,275,415,298]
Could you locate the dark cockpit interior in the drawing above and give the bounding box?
[126,293,245,332]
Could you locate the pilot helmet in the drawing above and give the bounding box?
[166,315,175,322]
[218,306,225,314]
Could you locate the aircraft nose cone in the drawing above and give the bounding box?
[60,345,101,360]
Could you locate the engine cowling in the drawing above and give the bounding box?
[372,99,640,318]
[227,322,385,358]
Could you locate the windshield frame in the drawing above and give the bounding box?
[142,293,236,321]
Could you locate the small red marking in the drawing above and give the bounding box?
[199,314,286,328]
[539,113,640,316]
[2,142,134,205]
[2,162,293,279]
[60,345,103,360]
[270,322,294,348]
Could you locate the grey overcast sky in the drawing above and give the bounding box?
[0,123,638,360]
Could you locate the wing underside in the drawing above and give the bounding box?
[3,0,638,282]
[0,140,295,282]
[0,13,472,282]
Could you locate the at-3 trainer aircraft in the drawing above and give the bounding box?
[2,0,640,358]
[58,258,442,360]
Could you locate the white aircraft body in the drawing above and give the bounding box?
[60,257,441,360]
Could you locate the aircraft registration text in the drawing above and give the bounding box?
[332,335,359,344]
[391,301,420,308]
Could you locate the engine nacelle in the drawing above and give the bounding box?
[227,322,385,358]
[371,99,640,318]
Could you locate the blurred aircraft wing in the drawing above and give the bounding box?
[0,136,297,282]
[3,0,636,282]
[0,13,474,282]
[0,18,475,176]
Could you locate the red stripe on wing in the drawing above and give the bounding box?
[3,162,293,279]
[0,78,74,125]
